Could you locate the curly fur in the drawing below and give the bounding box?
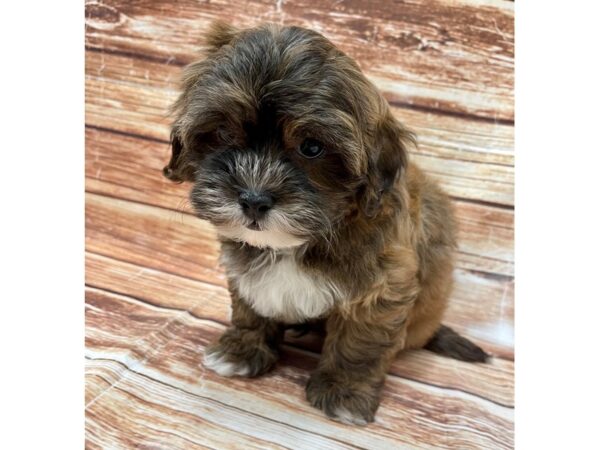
[164,21,488,425]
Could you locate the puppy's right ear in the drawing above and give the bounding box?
[162,128,196,183]
[359,112,414,217]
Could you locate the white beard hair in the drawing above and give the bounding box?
[216,224,307,249]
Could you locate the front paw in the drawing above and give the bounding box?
[305,371,382,425]
[203,327,278,378]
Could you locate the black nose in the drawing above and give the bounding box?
[238,191,274,221]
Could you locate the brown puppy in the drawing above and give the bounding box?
[164,22,488,425]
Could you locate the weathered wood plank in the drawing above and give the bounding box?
[86,194,224,286]
[84,0,514,120]
[87,366,280,450]
[85,50,514,205]
[86,358,361,450]
[86,287,514,449]
[86,251,230,323]
[455,201,513,276]
[85,129,513,277]
[85,213,514,360]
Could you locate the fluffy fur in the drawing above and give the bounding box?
[164,21,488,425]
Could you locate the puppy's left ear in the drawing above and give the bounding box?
[162,128,196,183]
[360,112,414,217]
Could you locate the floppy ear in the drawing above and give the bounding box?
[162,128,196,183]
[163,22,240,183]
[359,112,414,217]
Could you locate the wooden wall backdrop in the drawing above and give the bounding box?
[85,0,514,448]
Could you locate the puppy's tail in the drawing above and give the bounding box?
[424,325,489,362]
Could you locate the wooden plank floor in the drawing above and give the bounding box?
[85,0,514,448]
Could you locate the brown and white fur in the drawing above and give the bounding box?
[163,22,488,425]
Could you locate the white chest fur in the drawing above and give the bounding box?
[233,252,340,323]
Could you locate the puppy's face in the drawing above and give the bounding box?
[165,23,411,249]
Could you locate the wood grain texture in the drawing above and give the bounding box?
[86,288,514,449]
[84,0,514,121]
[85,0,514,447]
[85,50,514,206]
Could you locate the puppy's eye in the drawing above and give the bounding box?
[298,138,324,159]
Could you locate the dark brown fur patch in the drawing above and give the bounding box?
[424,325,489,362]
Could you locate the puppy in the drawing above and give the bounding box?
[164,22,488,425]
